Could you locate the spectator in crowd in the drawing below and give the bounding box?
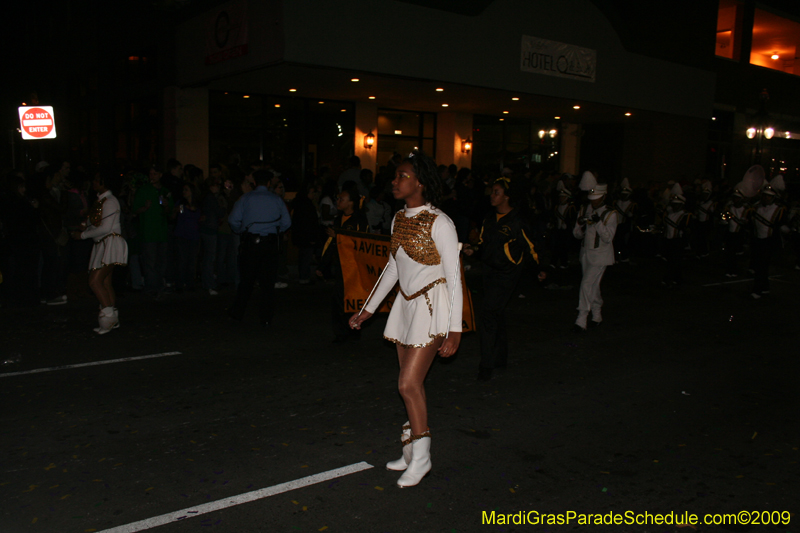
[228,170,291,327]
[318,181,369,342]
[216,176,241,288]
[0,172,40,307]
[337,156,365,196]
[291,180,321,285]
[173,183,202,293]
[133,165,173,297]
[200,176,224,296]
[366,184,392,234]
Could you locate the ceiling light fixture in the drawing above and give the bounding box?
[503,111,509,114]
[436,88,444,92]
[771,53,779,60]
[573,105,581,110]
[351,78,360,82]
[554,116,561,120]
[624,112,632,116]
[512,97,520,101]
[442,103,449,107]
[368,96,376,100]
[289,88,297,92]
[243,95,250,99]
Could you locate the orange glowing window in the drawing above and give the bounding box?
[715,0,743,60]
[750,8,799,76]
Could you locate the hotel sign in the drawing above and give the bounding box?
[206,0,249,65]
[521,36,596,82]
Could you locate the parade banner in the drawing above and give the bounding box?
[337,230,475,332]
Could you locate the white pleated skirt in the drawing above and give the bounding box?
[383,279,451,348]
[89,234,129,271]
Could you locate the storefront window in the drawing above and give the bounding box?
[209,92,354,187]
[472,116,559,174]
[376,110,435,167]
[750,8,799,76]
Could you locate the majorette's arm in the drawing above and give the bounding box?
[434,215,463,333]
[362,253,398,315]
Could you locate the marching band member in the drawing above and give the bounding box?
[693,180,716,258]
[751,175,786,299]
[71,172,128,334]
[573,181,617,330]
[349,151,462,488]
[552,180,577,269]
[613,178,637,262]
[464,177,545,381]
[661,184,691,287]
[721,183,751,278]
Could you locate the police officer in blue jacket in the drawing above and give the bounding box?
[228,169,291,326]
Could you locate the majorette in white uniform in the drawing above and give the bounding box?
[363,203,462,347]
[81,190,128,271]
[573,183,617,329]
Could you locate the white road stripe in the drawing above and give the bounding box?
[96,461,374,533]
[702,278,753,286]
[703,275,782,287]
[0,352,182,378]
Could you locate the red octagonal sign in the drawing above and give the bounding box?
[19,106,57,140]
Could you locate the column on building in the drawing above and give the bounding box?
[164,86,209,170]
[559,122,582,176]
[354,101,378,175]
[436,112,473,169]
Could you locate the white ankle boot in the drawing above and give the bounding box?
[386,422,412,471]
[95,306,117,334]
[396,432,431,488]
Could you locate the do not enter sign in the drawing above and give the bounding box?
[18,106,57,140]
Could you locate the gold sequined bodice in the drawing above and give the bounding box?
[390,209,441,265]
[89,197,107,227]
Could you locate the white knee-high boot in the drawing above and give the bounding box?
[386,422,412,471]
[396,431,431,488]
[95,306,117,334]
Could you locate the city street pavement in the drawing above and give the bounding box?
[1,250,798,533]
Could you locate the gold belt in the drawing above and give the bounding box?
[400,278,446,301]
[98,232,122,242]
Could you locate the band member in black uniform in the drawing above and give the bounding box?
[228,170,292,327]
[661,184,691,287]
[318,181,370,342]
[612,178,637,263]
[552,181,577,269]
[464,177,546,381]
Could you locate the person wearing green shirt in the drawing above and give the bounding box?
[133,165,173,295]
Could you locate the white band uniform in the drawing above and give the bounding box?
[363,204,462,348]
[81,190,129,271]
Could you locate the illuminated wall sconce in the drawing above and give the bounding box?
[746,127,757,139]
[764,127,775,139]
[548,129,557,138]
[461,138,473,154]
[538,130,546,139]
[364,132,375,149]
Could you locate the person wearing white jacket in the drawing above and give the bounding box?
[349,151,462,488]
[71,173,128,334]
[573,183,617,330]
